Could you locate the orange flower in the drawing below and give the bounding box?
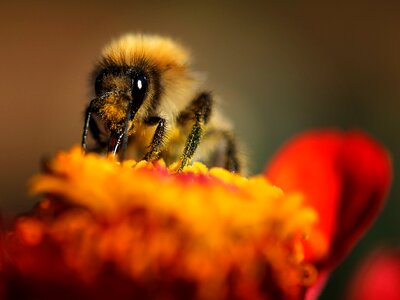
[1,147,318,300]
[0,129,392,300]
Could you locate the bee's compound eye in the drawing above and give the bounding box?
[131,73,148,100]
[137,78,143,89]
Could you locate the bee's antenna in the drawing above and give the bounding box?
[120,99,133,161]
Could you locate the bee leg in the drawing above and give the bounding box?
[177,92,212,171]
[81,100,96,153]
[88,116,108,150]
[202,129,242,173]
[143,116,167,161]
[108,131,124,156]
[223,132,241,173]
[83,99,109,153]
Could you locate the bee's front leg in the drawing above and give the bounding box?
[81,99,96,153]
[108,131,124,156]
[143,116,167,161]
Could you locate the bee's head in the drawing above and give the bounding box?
[93,66,148,132]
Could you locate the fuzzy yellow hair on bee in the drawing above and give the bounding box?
[82,33,245,173]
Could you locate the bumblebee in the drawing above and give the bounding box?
[82,34,244,173]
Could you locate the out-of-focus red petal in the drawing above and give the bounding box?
[0,217,5,299]
[346,248,400,300]
[265,130,392,267]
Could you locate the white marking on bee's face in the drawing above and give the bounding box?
[137,80,142,90]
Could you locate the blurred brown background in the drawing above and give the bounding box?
[0,1,399,299]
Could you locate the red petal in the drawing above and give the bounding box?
[265,130,392,268]
[346,249,400,300]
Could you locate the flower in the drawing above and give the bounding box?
[346,248,400,300]
[0,129,392,300]
[265,130,392,299]
[1,147,319,300]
